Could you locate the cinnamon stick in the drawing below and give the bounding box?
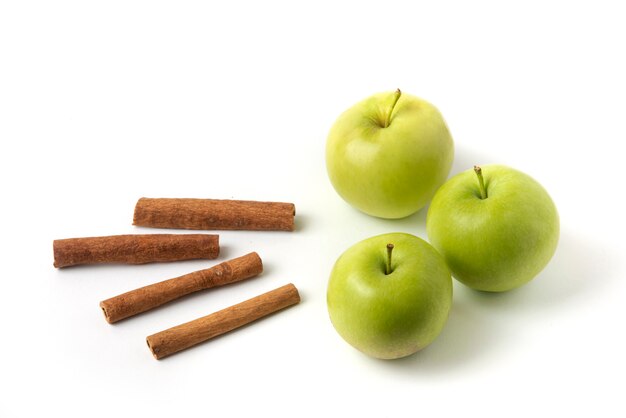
[53,234,219,268]
[146,283,300,359]
[133,198,295,231]
[100,252,263,323]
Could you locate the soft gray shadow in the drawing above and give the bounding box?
[367,226,614,374]
[259,260,274,277]
[294,213,312,232]
[53,257,217,273]
[371,205,429,236]
[217,243,232,260]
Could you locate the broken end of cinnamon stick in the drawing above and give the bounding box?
[100,302,114,324]
[146,338,159,360]
[52,240,65,268]
[52,246,60,268]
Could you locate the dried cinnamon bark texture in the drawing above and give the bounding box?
[146,283,300,359]
[100,252,263,323]
[133,198,295,231]
[53,234,219,268]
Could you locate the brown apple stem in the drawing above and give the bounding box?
[474,165,488,199]
[386,243,394,275]
[383,89,402,128]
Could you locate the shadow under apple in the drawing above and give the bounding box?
[369,226,614,375]
[375,281,505,376]
[459,227,614,313]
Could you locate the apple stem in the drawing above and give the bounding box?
[383,89,402,128]
[386,243,394,275]
[474,165,488,199]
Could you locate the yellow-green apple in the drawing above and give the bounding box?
[325,90,454,219]
[426,165,559,292]
[327,232,452,359]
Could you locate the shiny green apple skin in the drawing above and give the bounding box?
[327,233,452,359]
[326,91,454,219]
[426,164,559,292]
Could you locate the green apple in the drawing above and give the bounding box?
[426,164,559,292]
[326,90,454,219]
[327,232,452,359]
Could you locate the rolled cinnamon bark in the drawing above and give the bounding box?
[133,198,295,231]
[146,283,300,359]
[100,252,263,323]
[53,234,219,268]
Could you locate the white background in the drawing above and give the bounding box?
[1,1,625,416]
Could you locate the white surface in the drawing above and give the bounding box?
[1,1,625,416]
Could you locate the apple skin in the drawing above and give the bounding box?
[327,232,452,359]
[326,90,454,219]
[426,164,559,292]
